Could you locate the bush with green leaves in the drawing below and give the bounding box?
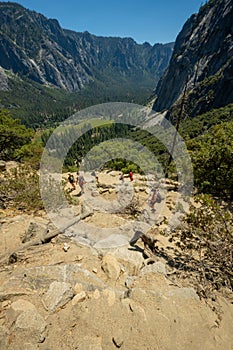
[0,109,34,160]
[13,141,44,169]
[188,121,233,199]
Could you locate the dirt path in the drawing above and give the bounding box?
[0,170,232,350]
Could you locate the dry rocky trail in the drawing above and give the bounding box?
[0,169,232,350]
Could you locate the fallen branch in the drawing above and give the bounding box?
[0,209,93,266]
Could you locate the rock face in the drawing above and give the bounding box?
[0,2,173,93]
[153,0,233,117]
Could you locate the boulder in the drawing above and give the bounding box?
[15,310,47,342]
[6,299,46,344]
[72,291,86,305]
[42,281,74,312]
[6,299,36,326]
[101,254,121,281]
[111,246,145,275]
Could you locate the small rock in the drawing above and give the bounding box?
[125,276,136,289]
[101,254,121,281]
[74,283,83,295]
[72,291,86,305]
[92,289,101,300]
[63,243,70,252]
[43,281,74,312]
[99,188,109,194]
[50,237,57,244]
[92,190,100,197]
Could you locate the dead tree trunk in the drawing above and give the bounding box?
[0,210,93,266]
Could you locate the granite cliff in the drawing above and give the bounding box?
[0,2,173,93]
[153,0,233,117]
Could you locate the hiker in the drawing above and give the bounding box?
[129,169,133,181]
[76,172,85,194]
[68,173,76,191]
[119,172,124,182]
[156,189,161,203]
[148,188,158,212]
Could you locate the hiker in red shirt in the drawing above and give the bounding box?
[129,170,133,181]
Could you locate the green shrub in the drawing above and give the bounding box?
[188,121,233,199]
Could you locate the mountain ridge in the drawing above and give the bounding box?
[0,2,173,94]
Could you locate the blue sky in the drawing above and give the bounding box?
[3,0,204,44]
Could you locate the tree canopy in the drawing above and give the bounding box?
[0,110,33,160]
[188,121,233,199]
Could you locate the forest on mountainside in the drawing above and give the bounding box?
[1,103,233,200]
